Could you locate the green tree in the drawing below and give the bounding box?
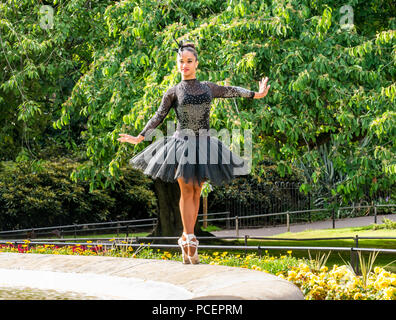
[1,0,395,235]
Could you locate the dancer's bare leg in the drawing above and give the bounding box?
[177,177,205,257]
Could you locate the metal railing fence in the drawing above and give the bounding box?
[215,181,393,228]
[0,204,394,239]
[0,218,158,239]
[198,204,395,236]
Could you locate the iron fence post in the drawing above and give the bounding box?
[374,205,377,224]
[244,235,249,255]
[235,216,239,237]
[350,247,355,274]
[286,212,290,232]
[332,208,335,229]
[355,235,360,275]
[350,235,360,275]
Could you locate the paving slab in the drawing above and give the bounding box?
[0,252,304,300]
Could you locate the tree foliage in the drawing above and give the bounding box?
[0,0,395,204]
[0,158,157,230]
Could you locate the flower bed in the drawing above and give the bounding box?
[1,240,395,300]
[277,262,396,300]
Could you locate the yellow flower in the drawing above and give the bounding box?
[87,241,92,243]
[298,263,310,273]
[109,238,115,242]
[374,266,382,274]
[380,279,391,289]
[380,271,391,278]
[213,252,219,256]
[383,287,395,299]
[320,266,328,272]
[287,250,292,255]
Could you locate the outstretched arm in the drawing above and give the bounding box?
[117,87,176,145]
[138,86,176,139]
[205,81,255,98]
[205,77,270,99]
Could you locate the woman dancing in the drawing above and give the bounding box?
[118,39,270,264]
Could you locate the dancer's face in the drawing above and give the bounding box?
[177,50,198,78]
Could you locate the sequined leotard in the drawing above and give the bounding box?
[138,78,255,138]
[129,78,255,186]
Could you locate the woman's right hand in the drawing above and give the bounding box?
[117,133,144,145]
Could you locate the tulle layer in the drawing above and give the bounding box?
[128,132,250,186]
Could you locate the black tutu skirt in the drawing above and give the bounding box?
[129,130,250,186]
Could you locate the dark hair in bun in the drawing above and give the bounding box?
[176,41,198,61]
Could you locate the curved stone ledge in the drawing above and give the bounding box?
[0,253,304,300]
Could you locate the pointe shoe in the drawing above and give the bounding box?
[184,232,199,264]
[178,234,190,264]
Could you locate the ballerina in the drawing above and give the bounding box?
[118,39,270,264]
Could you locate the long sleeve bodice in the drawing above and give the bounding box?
[138,78,255,138]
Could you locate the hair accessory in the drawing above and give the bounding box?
[172,33,194,53]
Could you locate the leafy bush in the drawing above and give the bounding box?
[383,218,396,230]
[0,158,157,230]
[371,217,396,231]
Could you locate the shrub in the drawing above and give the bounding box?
[0,158,157,230]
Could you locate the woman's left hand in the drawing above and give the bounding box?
[254,76,270,99]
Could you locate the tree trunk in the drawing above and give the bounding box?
[150,179,183,236]
[149,179,212,238]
